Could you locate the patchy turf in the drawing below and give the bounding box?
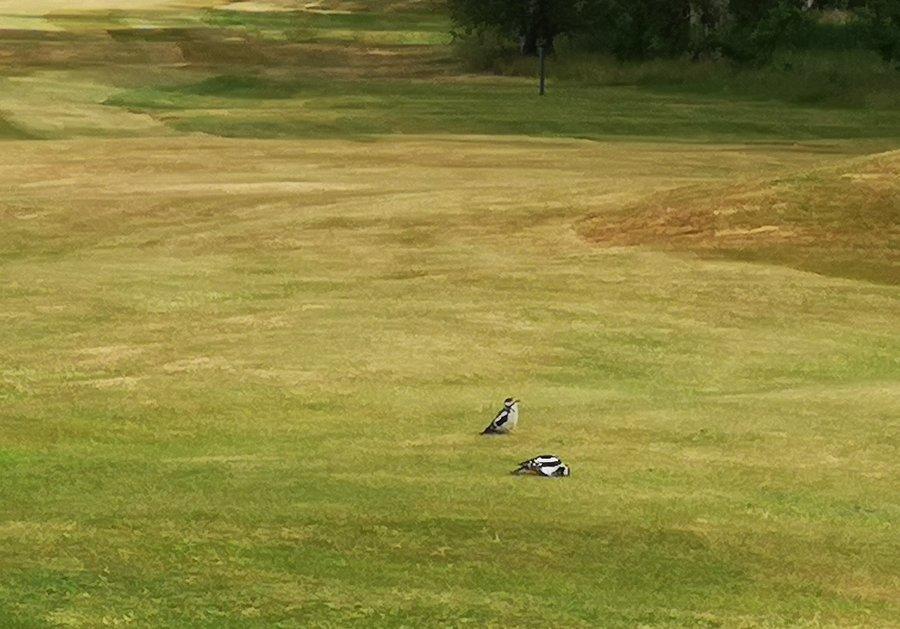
[0,1,899,627]
[2,134,898,626]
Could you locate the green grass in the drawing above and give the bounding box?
[177,74,304,99]
[1,1,899,627]
[0,114,33,139]
[105,75,900,142]
[2,134,898,626]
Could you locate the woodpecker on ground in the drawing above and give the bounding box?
[512,455,570,477]
[481,397,519,435]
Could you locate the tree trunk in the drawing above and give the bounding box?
[520,27,539,56]
[543,32,556,56]
[520,29,554,56]
[520,0,555,57]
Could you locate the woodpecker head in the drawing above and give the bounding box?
[504,397,518,407]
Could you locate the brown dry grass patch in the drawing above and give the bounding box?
[581,150,899,284]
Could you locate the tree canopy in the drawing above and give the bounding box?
[447,0,899,60]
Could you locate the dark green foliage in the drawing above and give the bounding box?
[728,1,898,62]
[448,0,586,54]
[448,0,696,58]
[718,1,816,63]
[448,0,900,62]
[575,0,693,59]
[858,0,900,60]
[728,0,798,26]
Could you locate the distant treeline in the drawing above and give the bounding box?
[447,0,900,62]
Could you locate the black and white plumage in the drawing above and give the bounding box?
[512,454,570,477]
[481,398,519,435]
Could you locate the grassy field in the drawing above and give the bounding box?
[1,1,899,627]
